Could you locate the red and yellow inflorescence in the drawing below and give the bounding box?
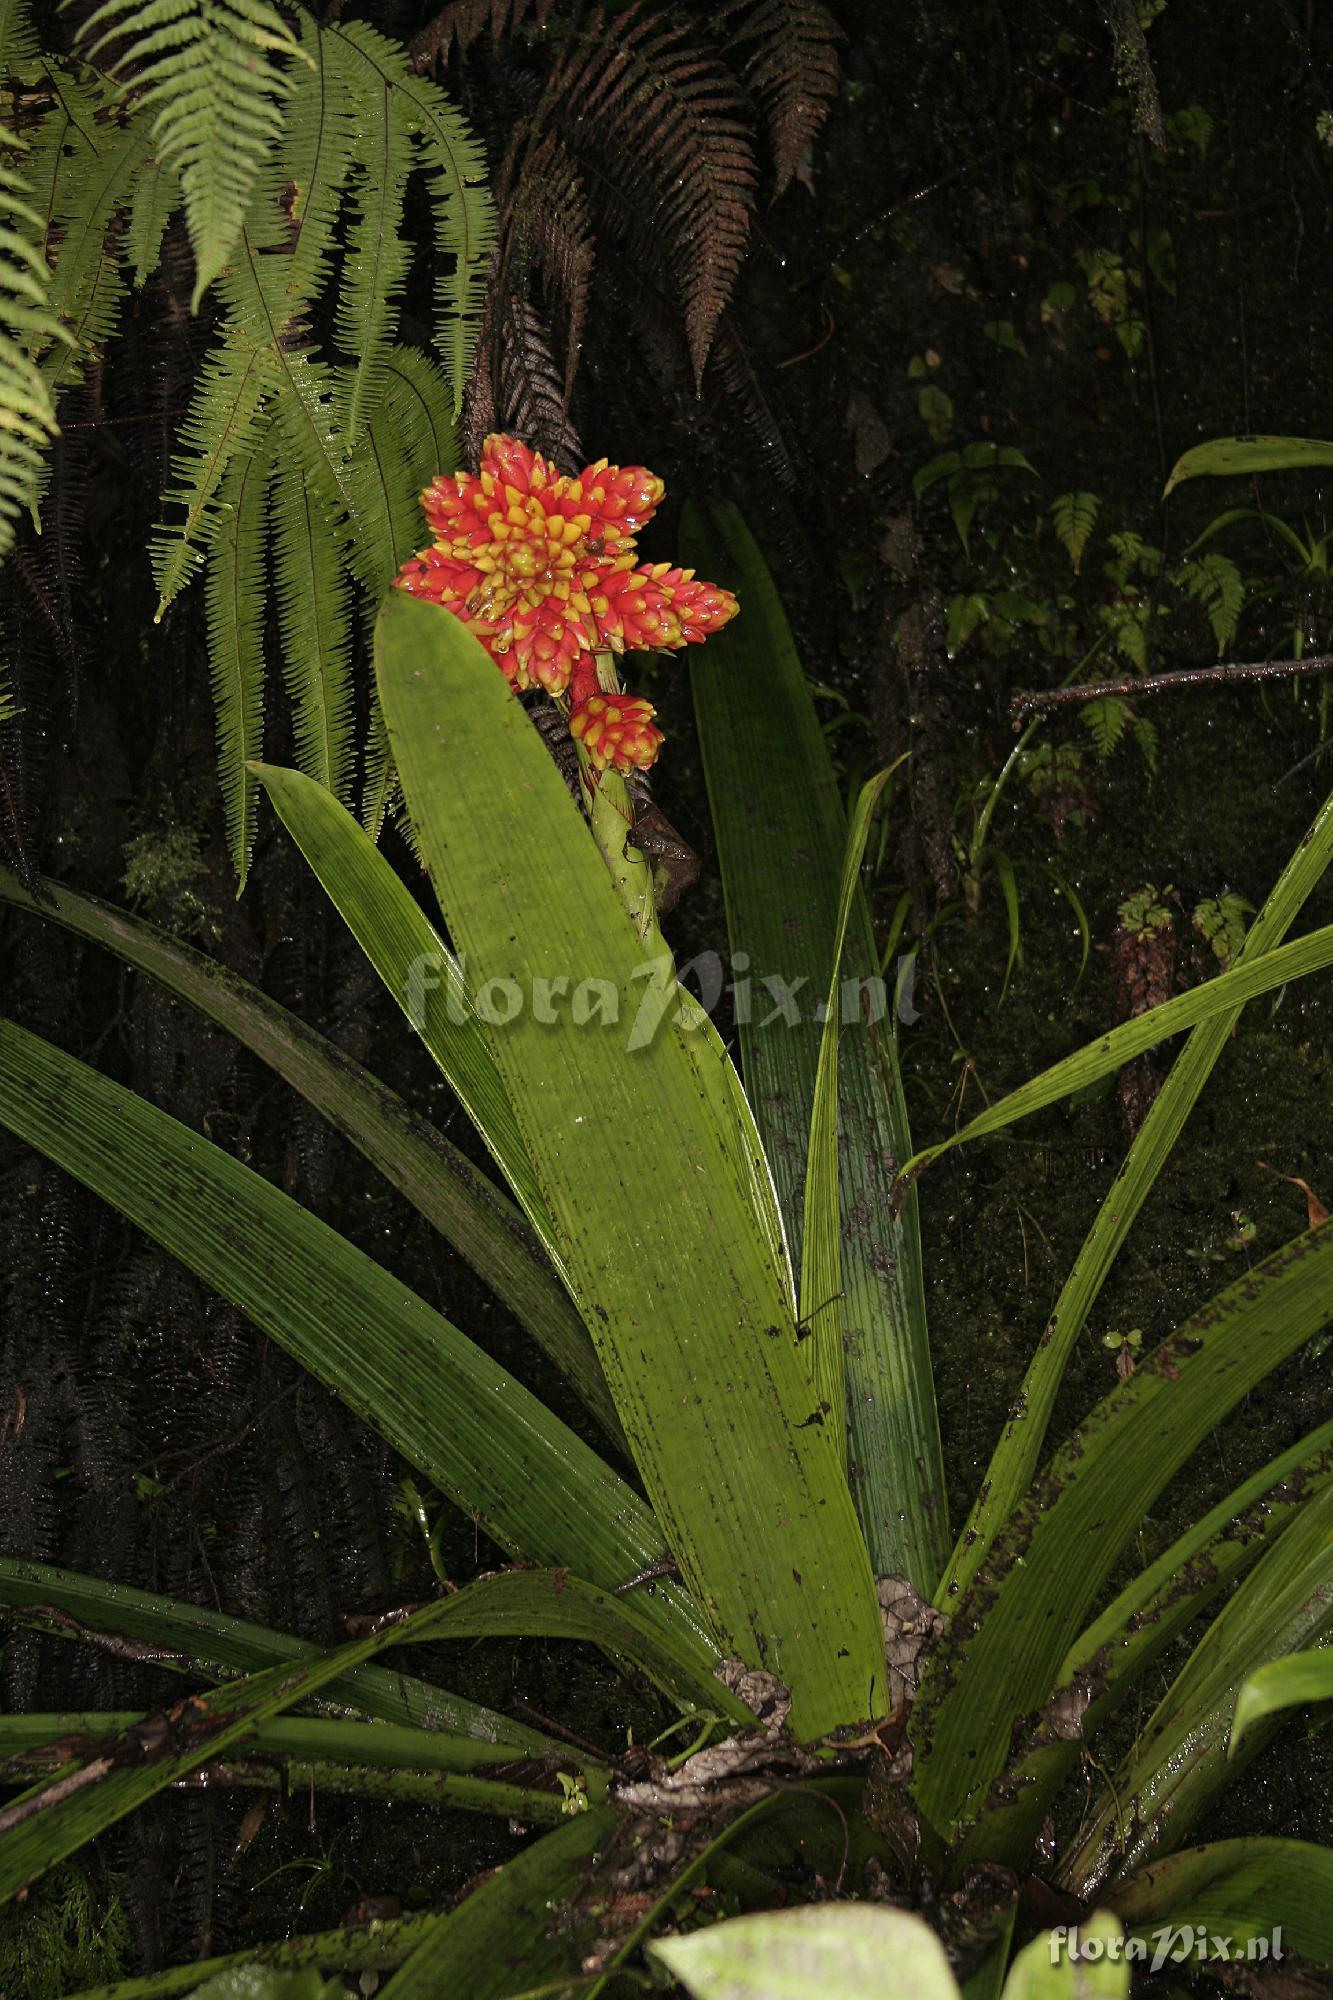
[395,433,737,772]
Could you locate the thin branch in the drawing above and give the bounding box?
[1010,654,1333,724]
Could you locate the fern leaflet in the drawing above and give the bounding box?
[269,443,354,804]
[0,145,68,552]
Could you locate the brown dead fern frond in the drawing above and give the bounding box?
[411,0,560,68]
[547,2,757,384]
[497,298,583,468]
[722,0,843,196]
[506,131,595,409]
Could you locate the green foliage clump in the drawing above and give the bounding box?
[0,1860,127,1999]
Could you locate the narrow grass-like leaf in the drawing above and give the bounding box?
[910,1221,1333,1841]
[1231,1650,1333,1757]
[377,589,884,1740]
[1164,433,1333,496]
[939,783,1333,1602]
[204,441,268,886]
[378,1807,615,2000]
[1108,1839,1333,1969]
[0,1555,551,1747]
[0,1016,726,1698]
[801,767,894,1466]
[685,500,947,1591]
[1059,1473,1333,1896]
[900,919,1333,1185]
[961,1420,1333,1871]
[0,870,618,1438]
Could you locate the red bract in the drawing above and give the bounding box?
[395,434,738,771]
[569,693,663,774]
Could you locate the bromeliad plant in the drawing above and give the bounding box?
[2,475,1333,1996]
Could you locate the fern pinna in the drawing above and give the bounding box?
[0,0,492,883]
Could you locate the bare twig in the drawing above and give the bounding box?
[1010,654,1333,724]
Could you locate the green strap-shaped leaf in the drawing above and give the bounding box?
[1108,1839,1333,1970]
[0,1554,550,1748]
[0,868,618,1439]
[910,1221,1333,1840]
[801,767,895,1465]
[1165,433,1333,495]
[0,1598,421,1901]
[1,1711,602,1825]
[1231,1649,1333,1757]
[1059,1472,1333,1897]
[57,1915,438,2000]
[685,500,947,1590]
[899,918,1333,1184]
[940,781,1333,1602]
[379,1807,615,1999]
[0,1016,725,1701]
[376,589,884,1740]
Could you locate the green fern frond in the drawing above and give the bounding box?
[28,83,149,399]
[381,343,458,490]
[0,0,43,77]
[1083,693,1131,760]
[360,690,398,843]
[283,14,357,311]
[0,149,67,552]
[1051,489,1099,573]
[330,38,415,443]
[1178,550,1243,656]
[124,150,180,286]
[204,438,269,885]
[269,443,354,803]
[76,0,303,310]
[334,364,419,598]
[152,335,273,610]
[327,20,494,411]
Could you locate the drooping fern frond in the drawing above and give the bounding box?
[0,144,68,553]
[547,2,757,383]
[328,19,494,411]
[26,76,150,402]
[124,153,180,287]
[721,0,842,196]
[269,444,354,805]
[496,296,581,468]
[203,436,268,883]
[74,0,304,308]
[331,44,415,444]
